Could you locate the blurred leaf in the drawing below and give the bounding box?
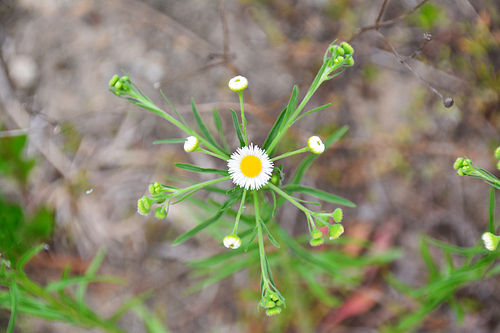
[133,303,170,333]
[420,236,440,281]
[0,135,36,186]
[6,280,18,333]
[212,108,230,151]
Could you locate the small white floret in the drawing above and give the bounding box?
[228,76,248,92]
[308,136,325,154]
[184,136,199,153]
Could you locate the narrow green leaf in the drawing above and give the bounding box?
[172,196,239,245]
[77,248,106,311]
[420,236,439,281]
[293,104,331,124]
[282,184,355,207]
[133,303,170,333]
[271,191,277,217]
[290,126,348,185]
[110,291,153,324]
[489,187,495,234]
[262,107,287,153]
[153,139,186,144]
[245,226,259,252]
[160,90,189,128]
[16,244,46,274]
[174,163,229,176]
[425,237,487,255]
[229,109,245,147]
[6,281,18,333]
[212,108,230,151]
[260,220,280,248]
[45,275,125,292]
[185,257,256,294]
[284,85,299,123]
[226,186,242,196]
[191,99,221,151]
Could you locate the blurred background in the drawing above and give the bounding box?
[0,0,499,332]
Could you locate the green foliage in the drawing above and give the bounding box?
[0,135,35,186]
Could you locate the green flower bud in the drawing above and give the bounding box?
[453,157,464,170]
[310,238,324,247]
[121,75,129,82]
[311,229,323,239]
[149,183,155,195]
[495,147,500,159]
[109,75,119,87]
[336,46,345,56]
[270,173,280,186]
[265,307,282,316]
[114,81,122,90]
[457,169,465,176]
[334,56,344,64]
[328,224,344,240]
[497,161,500,172]
[344,55,354,66]
[340,42,354,55]
[137,196,152,216]
[275,300,283,306]
[154,207,167,220]
[332,208,343,223]
[265,300,276,308]
[269,293,278,301]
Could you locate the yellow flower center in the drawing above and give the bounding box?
[240,155,262,178]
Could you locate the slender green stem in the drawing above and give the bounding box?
[174,176,231,198]
[198,148,228,160]
[254,191,271,288]
[267,183,311,214]
[232,189,247,234]
[271,147,309,162]
[239,92,248,145]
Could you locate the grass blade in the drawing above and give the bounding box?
[6,281,18,333]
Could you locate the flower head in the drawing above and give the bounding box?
[228,75,248,92]
[482,232,500,251]
[308,136,325,154]
[223,233,242,249]
[228,144,273,190]
[184,136,199,153]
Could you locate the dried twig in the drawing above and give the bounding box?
[349,0,453,107]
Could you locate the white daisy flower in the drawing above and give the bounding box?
[184,136,199,153]
[308,136,325,154]
[227,144,273,190]
[223,234,242,249]
[481,232,500,251]
[228,75,248,92]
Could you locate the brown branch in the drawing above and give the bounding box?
[349,0,430,42]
